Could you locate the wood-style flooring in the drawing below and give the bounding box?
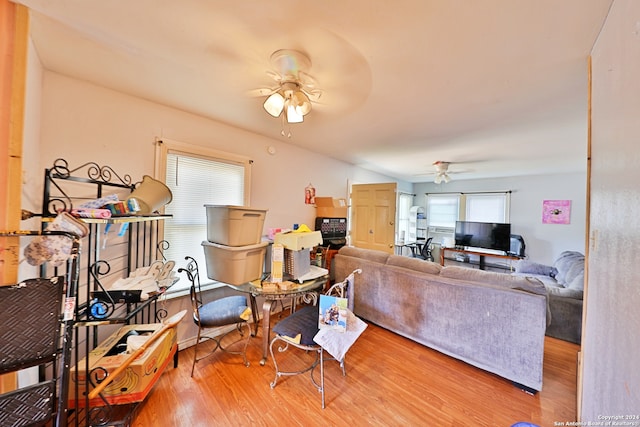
[133,318,580,427]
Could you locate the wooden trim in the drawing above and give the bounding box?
[0,0,29,393]
[1,1,28,285]
[0,0,16,234]
[577,53,593,421]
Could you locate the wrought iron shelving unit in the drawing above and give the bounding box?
[38,158,175,426]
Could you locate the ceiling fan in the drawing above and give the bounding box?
[415,160,481,183]
[433,161,452,184]
[250,49,323,136]
[417,161,470,183]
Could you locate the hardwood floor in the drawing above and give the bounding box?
[133,320,579,427]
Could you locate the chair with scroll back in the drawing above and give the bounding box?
[178,256,252,377]
[269,269,365,408]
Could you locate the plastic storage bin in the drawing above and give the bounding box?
[201,241,268,285]
[205,205,267,246]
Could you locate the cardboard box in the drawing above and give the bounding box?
[315,197,348,218]
[270,243,284,283]
[274,231,323,251]
[68,323,177,408]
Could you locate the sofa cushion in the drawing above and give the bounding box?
[553,251,585,286]
[441,266,550,326]
[514,259,558,278]
[386,255,442,275]
[338,246,390,264]
[441,266,546,295]
[566,270,585,291]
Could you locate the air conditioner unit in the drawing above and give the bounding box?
[428,226,454,234]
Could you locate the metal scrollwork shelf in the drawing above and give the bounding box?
[37,158,175,427]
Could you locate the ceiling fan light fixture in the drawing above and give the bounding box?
[434,172,451,184]
[259,50,320,135]
[292,90,311,115]
[286,102,304,123]
[264,92,285,117]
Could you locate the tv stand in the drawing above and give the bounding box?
[440,247,521,270]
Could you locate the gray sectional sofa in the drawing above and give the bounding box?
[334,246,548,392]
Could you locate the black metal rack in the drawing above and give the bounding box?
[10,158,176,426]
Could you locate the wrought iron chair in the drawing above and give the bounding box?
[178,256,252,377]
[269,269,363,408]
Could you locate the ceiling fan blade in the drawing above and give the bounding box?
[246,87,278,97]
[302,88,323,102]
[265,70,282,83]
[298,70,319,87]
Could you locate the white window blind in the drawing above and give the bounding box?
[426,195,460,228]
[466,193,509,223]
[157,141,250,294]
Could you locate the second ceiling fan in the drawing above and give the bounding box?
[433,161,453,184]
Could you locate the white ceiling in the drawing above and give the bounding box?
[15,0,613,183]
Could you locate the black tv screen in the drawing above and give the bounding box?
[454,221,511,253]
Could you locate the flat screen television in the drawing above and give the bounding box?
[454,221,511,253]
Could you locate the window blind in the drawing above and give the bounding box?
[466,193,509,223]
[426,195,460,228]
[163,152,246,292]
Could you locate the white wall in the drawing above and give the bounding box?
[36,72,406,231]
[582,0,640,418]
[414,172,587,265]
[18,38,42,279]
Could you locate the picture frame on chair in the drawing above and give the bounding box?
[318,294,348,332]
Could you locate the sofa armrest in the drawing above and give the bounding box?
[514,259,558,277]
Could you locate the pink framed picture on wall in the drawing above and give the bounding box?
[542,200,571,224]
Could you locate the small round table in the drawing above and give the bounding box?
[227,276,327,365]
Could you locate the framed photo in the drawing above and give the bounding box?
[318,294,347,332]
[542,200,571,224]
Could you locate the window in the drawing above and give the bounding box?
[396,193,413,242]
[425,192,510,242]
[426,194,460,229]
[465,193,510,223]
[156,138,251,294]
